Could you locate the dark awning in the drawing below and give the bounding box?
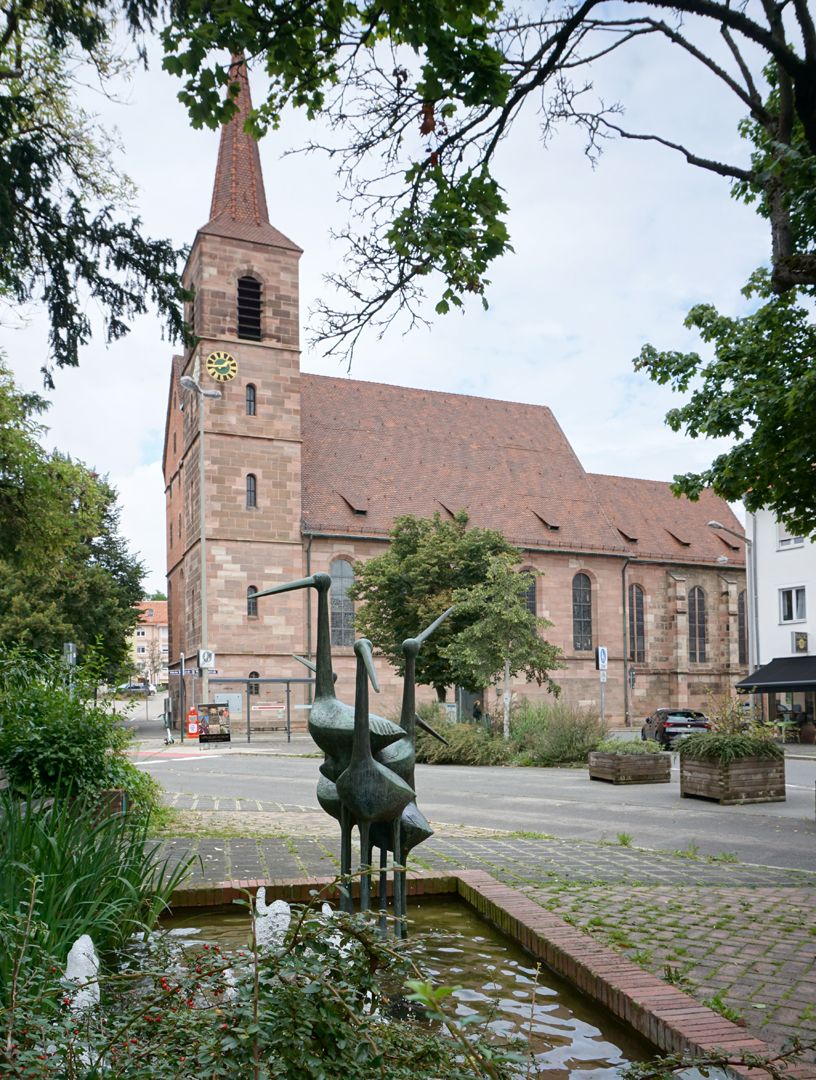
[735,656,816,694]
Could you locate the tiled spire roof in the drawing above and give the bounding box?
[200,55,301,252]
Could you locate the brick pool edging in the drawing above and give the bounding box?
[170,869,812,1080]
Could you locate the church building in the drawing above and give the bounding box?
[163,61,748,729]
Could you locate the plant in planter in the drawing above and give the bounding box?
[677,712,785,805]
[588,737,671,784]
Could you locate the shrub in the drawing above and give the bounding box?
[416,720,511,765]
[510,699,607,765]
[595,737,663,755]
[0,788,191,1007]
[0,647,161,817]
[677,731,783,764]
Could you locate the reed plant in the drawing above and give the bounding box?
[0,788,192,1007]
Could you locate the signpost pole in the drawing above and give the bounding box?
[285,681,292,744]
[179,652,185,743]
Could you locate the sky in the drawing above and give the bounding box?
[8,25,766,593]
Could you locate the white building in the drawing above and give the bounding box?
[745,510,816,724]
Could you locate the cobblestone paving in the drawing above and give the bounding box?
[158,818,816,1061]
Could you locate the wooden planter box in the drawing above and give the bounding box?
[588,751,671,785]
[680,756,785,805]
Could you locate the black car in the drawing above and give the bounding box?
[641,708,710,748]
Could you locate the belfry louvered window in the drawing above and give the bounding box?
[572,573,592,651]
[237,276,262,341]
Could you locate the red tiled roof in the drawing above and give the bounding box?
[300,376,744,565]
[137,601,168,625]
[301,376,628,554]
[200,56,300,253]
[588,473,746,566]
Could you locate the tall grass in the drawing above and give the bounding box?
[0,788,192,1005]
[510,699,606,765]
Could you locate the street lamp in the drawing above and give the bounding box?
[708,519,759,675]
[180,374,221,704]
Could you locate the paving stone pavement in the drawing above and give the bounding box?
[158,821,816,1063]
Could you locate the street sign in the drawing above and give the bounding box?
[628,667,636,689]
[599,669,608,683]
[596,646,608,671]
[198,649,216,670]
[63,642,77,666]
[169,668,200,676]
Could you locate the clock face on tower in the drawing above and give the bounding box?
[205,350,238,383]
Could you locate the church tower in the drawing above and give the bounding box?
[163,58,305,711]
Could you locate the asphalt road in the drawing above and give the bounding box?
[139,750,816,872]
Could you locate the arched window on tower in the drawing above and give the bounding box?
[248,671,260,696]
[237,276,262,341]
[689,586,707,663]
[330,560,355,646]
[247,585,258,618]
[572,573,592,651]
[628,583,645,663]
[246,473,257,509]
[737,589,748,665]
[246,383,256,416]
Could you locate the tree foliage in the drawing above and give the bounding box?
[635,273,816,536]
[1,0,188,383]
[349,512,556,700]
[442,554,562,699]
[161,0,816,357]
[0,362,144,669]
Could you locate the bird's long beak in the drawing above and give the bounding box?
[354,638,380,694]
[292,654,316,673]
[254,575,316,599]
[416,714,449,745]
[416,606,455,646]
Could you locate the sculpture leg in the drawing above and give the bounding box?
[339,804,353,913]
[358,820,371,913]
[378,845,388,933]
[392,818,405,939]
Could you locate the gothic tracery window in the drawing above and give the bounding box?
[688,586,707,663]
[628,583,645,663]
[330,560,355,646]
[572,573,592,651]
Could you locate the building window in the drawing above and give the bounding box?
[246,473,257,509]
[246,383,257,416]
[777,523,804,549]
[780,586,806,622]
[688,586,707,663]
[737,590,748,665]
[169,522,173,546]
[137,646,146,655]
[146,609,153,618]
[136,629,146,637]
[330,560,355,646]
[572,573,592,651]
[248,670,260,696]
[522,573,537,617]
[247,585,258,618]
[237,276,262,341]
[628,583,645,663]
[173,431,176,455]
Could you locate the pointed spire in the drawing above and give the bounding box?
[199,56,301,252]
[209,56,269,226]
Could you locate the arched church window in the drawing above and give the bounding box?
[248,670,260,696]
[246,473,257,509]
[572,573,592,651]
[330,560,355,647]
[689,586,707,663]
[522,572,537,617]
[246,383,256,416]
[237,276,262,341]
[247,586,258,618]
[628,583,645,662]
[737,590,747,665]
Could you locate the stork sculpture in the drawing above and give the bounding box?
[336,639,415,912]
[257,573,452,932]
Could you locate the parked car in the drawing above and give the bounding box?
[118,682,156,696]
[641,708,710,748]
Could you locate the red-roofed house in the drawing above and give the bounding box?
[129,601,169,684]
[163,59,747,728]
